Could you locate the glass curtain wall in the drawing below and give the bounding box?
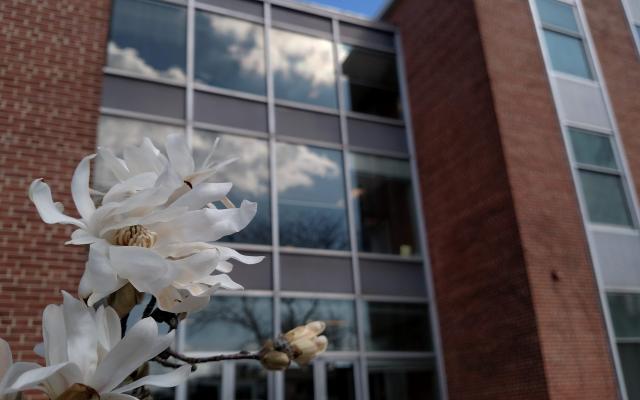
[101,0,441,399]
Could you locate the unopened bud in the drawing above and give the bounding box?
[260,350,291,371]
[55,383,99,400]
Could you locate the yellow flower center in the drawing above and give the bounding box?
[112,225,157,248]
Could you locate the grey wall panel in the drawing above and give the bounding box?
[272,6,332,33]
[339,22,395,49]
[592,229,640,289]
[275,106,341,143]
[360,259,426,297]
[102,75,185,119]
[197,0,263,17]
[555,76,611,129]
[194,91,268,132]
[280,254,354,293]
[228,251,272,290]
[348,118,407,153]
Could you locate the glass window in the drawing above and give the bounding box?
[187,363,222,400]
[193,131,271,245]
[95,116,184,191]
[108,0,186,81]
[368,360,437,400]
[543,30,593,79]
[235,363,269,400]
[618,343,640,400]
[277,143,349,250]
[536,0,580,33]
[281,298,358,351]
[608,293,640,338]
[327,361,356,400]
[271,29,337,108]
[184,296,272,352]
[339,45,401,119]
[350,153,418,256]
[579,170,634,227]
[195,12,266,95]
[285,366,314,400]
[364,302,431,352]
[569,128,617,169]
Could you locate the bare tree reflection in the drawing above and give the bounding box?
[279,207,349,250]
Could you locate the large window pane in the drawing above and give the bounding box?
[281,298,358,351]
[285,366,314,400]
[618,344,640,400]
[108,0,186,81]
[95,116,183,191]
[368,360,437,400]
[579,170,633,227]
[187,363,222,400]
[195,12,266,95]
[544,30,593,79]
[185,296,272,351]
[569,128,617,169]
[339,45,401,119]
[277,143,349,250]
[327,361,356,400]
[235,363,269,400]
[271,29,337,108]
[536,0,579,33]
[193,131,271,245]
[350,153,418,255]
[364,302,431,352]
[608,293,640,338]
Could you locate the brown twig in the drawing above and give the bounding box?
[164,348,260,364]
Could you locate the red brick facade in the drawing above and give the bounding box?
[386,0,619,399]
[0,0,111,363]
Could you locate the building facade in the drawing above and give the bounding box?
[2,0,640,399]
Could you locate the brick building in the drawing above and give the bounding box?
[1,0,640,399]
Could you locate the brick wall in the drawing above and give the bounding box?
[386,0,618,398]
[0,0,110,365]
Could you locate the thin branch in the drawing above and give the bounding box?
[164,348,260,364]
[152,356,189,370]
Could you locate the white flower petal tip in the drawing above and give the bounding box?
[28,179,85,228]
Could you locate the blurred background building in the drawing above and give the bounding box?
[1,0,640,399]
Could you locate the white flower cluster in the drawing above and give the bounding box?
[0,134,270,399]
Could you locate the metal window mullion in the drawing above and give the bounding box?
[332,18,368,400]
[264,3,282,400]
[394,33,449,400]
[186,0,195,147]
[575,164,623,175]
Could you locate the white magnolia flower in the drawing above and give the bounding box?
[6,292,191,400]
[0,338,40,400]
[29,134,262,313]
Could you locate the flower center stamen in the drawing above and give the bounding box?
[112,224,157,248]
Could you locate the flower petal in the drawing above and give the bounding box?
[0,338,12,380]
[95,306,121,358]
[217,246,264,265]
[166,134,195,178]
[79,242,124,302]
[9,362,77,397]
[156,287,210,313]
[98,147,130,182]
[108,247,176,295]
[71,154,97,221]
[28,179,86,228]
[102,172,157,205]
[170,182,232,210]
[111,364,191,394]
[152,200,257,245]
[89,318,175,393]
[66,229,97,245]
[197,274,243,290]
[0,362,40,395]
[171,249,221,285]
[61,292,99,381]
[42,304,67,366]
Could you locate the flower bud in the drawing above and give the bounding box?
[284,321,328,366]
[260,350,291,371]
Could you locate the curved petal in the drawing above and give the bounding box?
[197,274,243,291]
[9,362,77,397]
[95,306,121,359]
[102,172,157,205]
[171,249,221,285]
[0,362,40,394]
[66,229,97,245]
[0,339,12,381]
[217,246,264,265]
[42,304,67,366]
[98,147,130,182]
[71,154,97,221]
[153,242,215,258]
[28,180,86,228]
[79,243,123,302]
[170,182,232,210]
[110,364,191,394]
[89,318,175,394]
[166,134,194,178]
[109,247,175,295]
[152,200,257,245]
[156,287,210,313]
[61,292,99,381]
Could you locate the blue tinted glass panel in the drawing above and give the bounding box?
[569,128,617,169]
[185,296,272,351]
[618,344,640,400]
[608,293,640,338]
[277,143,349,250]
[368,360,437,400]
[536,0,579,33]
[195,11,266,95]
[579,170,633,227]
[193,131,271,245]
[271,29,337,108]
[108,0,186,81]
[544,30,593,79]
[235,363,269,400]
[350,153,418,255]
[339,45,401,118]
[364,302,432,352]
[281,298,358,351]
